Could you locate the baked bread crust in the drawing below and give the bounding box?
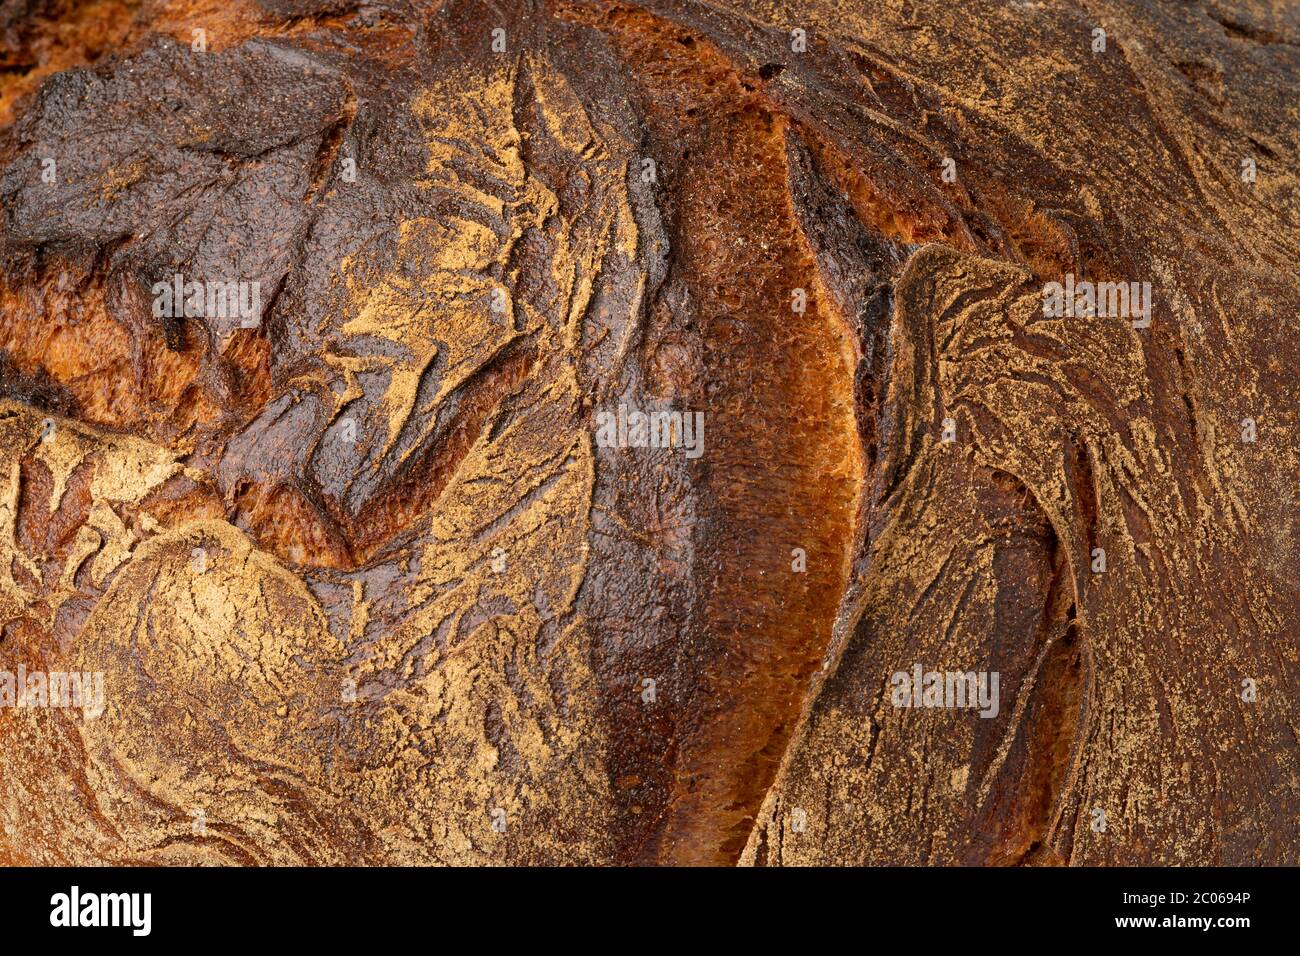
[0,0,1295,865]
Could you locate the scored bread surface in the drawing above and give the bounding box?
[0,0,1295,865]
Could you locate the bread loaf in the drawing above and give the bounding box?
[0,0,1295,865]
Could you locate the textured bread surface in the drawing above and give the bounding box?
[0,0,1295,865]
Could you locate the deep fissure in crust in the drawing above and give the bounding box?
[556,1,865,865]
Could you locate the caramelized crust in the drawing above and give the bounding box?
[0,0,1295,865]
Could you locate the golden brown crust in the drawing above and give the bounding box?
[0,0,1295,865]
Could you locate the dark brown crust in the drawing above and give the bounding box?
[0,0,1295,865]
